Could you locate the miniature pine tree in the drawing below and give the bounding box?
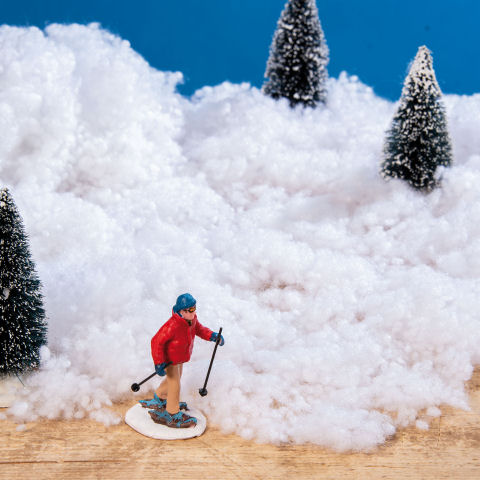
[263,0,329,108]
[0,188,47,376]
[381,46,452,191]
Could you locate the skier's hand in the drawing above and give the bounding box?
[155,362,169,376]
[210,332,225,346]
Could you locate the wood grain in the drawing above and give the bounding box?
[1,369,479,480]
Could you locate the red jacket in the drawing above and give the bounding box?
[151,311,213,365]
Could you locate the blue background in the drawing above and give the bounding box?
[1,0,478,100]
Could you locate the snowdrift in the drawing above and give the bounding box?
[1,23,479,451]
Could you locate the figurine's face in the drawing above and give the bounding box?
[180,306,196,322]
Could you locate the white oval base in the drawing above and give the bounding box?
[125,403,207,440]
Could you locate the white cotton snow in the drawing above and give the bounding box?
[0,24,479,451]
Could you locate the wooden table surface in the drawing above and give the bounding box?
[1,369,479,480]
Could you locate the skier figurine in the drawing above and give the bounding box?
[139,293,224,428]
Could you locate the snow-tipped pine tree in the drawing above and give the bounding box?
[263,0,329,108]
[1,188,47,376]
[381,46,452,191]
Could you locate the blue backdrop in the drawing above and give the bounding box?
[1,0,478,100]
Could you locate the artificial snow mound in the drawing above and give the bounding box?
[0,24,479,451]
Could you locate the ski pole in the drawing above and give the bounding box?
[131,373,156,392]
[199,327,223,397]
[131,362,172,392]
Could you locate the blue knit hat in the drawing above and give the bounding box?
[173,293,196,313]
